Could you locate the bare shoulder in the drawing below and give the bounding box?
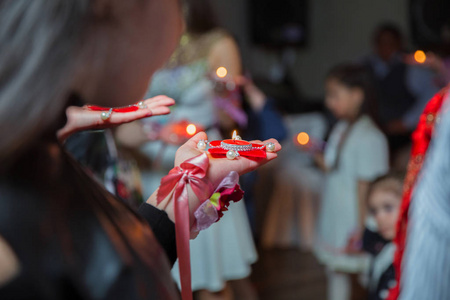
[0,235,20,287]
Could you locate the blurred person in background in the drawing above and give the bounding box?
[363,23,439,167]
[0,1,281,299]
[314,64,389,300]
[362,173,404,300]
[116,0,258,299]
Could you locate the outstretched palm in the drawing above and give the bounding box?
[58,96,175,141]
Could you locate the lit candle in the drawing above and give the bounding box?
[206,129,269,159]
[224,130,248,146]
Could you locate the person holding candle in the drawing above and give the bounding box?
[313,64,389,300]
[0,1,282,299]
[116,1,258,299]
[363,23,438,167]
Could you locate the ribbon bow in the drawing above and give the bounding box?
[157,153,214,300]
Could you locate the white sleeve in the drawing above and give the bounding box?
[354,131,389,181]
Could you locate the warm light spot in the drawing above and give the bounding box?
[186,124,197,136]
[216,67,228,78]
[297,132,310,145]
[414,50,426,64]
[232,130,238,140]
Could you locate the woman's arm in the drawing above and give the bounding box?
[138,204,177,265]
[58,96,175,143]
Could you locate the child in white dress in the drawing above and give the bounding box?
[314,64,389,300]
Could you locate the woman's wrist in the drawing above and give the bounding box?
[147,176,209,227]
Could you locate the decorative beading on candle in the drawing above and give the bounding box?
[220,141,253,152]
[203,130,268,160]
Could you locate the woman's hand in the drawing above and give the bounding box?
[147,132,281,225]
[57,96,175,141]
[175,132,281,187]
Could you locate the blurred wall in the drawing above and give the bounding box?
[212,0,410,100]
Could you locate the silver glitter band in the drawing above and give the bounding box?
[220,141,253,152]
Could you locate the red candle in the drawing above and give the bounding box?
[222,139,250,146]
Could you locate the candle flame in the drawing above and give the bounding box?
[186,124,197,136]
[414,50,426,64]
[216,67,228,78]
[297,132,310,145]
[232,130,238,140]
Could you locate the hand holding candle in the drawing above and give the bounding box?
[173,132,281,187]
[150,132,281,300]
[198,130,275,160]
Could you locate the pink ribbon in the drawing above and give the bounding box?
[157,153,214,300]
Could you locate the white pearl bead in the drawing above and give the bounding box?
[266,142,275,152]
[197,140,207,151]
[101,111,110,121]
[226,150,237,160]
[137,101,147,109]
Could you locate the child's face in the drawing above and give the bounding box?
[325,78,363,120]
[368,189,401,240]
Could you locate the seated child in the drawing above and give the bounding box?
[363,173,404,300]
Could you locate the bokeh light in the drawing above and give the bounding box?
[297,132,310,145]
[186,124,197,136]
[216,67,228,78]
[414,50,426,64]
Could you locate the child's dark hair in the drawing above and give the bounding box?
[326,63,377,120]
[367,172,405,203]
[373,22,403,45]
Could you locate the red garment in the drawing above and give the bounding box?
[388,87,448,300]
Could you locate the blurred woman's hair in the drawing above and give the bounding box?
[367,172,405,202]
[326,63,378,121]
[184,0,219,34]
[0,1,135,167]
